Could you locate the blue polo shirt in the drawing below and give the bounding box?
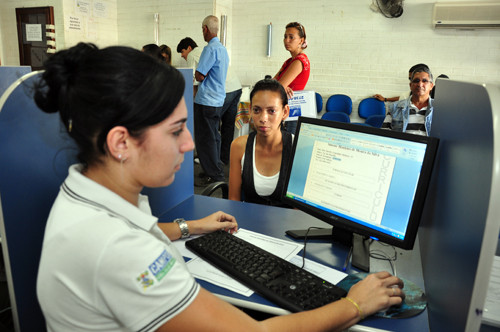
[194,37,229,107]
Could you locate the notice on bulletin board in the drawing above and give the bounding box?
[68,16,82,30]
[26,24,43,42]
[93,1,108,18]
[76,0,91,15]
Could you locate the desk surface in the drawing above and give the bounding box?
[159,195,429,332]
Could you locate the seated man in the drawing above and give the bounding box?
[373,63,429,102]
[382,67,434,136]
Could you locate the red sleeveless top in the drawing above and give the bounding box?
[275,53,310,91]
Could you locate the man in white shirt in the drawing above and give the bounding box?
[177,37,203,96]
[220,66,242,165]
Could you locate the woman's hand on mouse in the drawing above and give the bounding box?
[346,271,405,319]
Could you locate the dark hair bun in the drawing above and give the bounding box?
[33,43,185,166]
[35,43,98,114]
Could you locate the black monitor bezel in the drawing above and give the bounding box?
[282,116,439,250]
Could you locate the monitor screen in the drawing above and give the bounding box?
[283,117,439,250]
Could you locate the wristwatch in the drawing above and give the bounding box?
[174,218,190,239]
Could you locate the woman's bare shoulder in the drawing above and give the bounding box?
[231,135,249,157]
[232,135,248,148]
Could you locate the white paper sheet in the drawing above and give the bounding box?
[234,228,303,261]
[289,255,348,285]
[186,256,254,296]
[483,255,500,326]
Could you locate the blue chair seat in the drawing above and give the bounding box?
[321,111,350,123]
[353,97,386,128]
[325,94,352,115]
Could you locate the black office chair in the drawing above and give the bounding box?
[200,181,229,199]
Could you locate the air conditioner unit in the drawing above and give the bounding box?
[433,1,500,29]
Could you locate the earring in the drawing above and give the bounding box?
[118,154,122,160]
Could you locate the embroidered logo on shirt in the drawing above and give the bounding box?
[136,271,154,291]
[149,249,176,281]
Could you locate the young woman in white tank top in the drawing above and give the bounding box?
[229,79,290,202]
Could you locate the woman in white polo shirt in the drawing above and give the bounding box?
[35,43,404,332]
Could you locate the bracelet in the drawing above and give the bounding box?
[174,218,190,239]
[344,297,364,320]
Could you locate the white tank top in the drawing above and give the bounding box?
[241,139,279,197]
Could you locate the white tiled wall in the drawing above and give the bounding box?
[230,0,500,119]
[1,0,499,121]
[117,0,213,68]
[62,0,118,47]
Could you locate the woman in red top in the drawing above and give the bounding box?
[273,22,310,133]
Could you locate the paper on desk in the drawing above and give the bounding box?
[173,236,198,259]
[483,255,500,326]
[289,255,348,285]
[235,228,303,261]
[186,256,255,296]
[185,228,304,296]
[174,229,303,260]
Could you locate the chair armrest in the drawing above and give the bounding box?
[200,181,229,199]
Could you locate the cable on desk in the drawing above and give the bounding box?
[301,227,325,269]
[369,243,398,276]
[343,246,353,271]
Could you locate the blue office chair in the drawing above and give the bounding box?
[0,66,31,97]
[315,92,323,113]
[325,94,352,115]
[354,97,386,128]
[321,111,350,123]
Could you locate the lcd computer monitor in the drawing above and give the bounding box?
[283,117,439,270]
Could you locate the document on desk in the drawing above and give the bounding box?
[184,228,304,296]
[483,255,500,327]
[173,228,303,260]
[289,256,347,285]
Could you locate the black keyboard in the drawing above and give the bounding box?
[185,230,347,312]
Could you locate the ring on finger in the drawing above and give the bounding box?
[392,287,396,296]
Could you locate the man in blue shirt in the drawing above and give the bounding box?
[194,15,229,186]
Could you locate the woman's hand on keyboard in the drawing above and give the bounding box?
[188,211,239,235]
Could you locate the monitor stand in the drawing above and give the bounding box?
[285,227,370,272]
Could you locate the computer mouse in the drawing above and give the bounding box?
[337,272,427,319]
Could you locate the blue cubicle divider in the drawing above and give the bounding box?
[0,66,32,98]
[0,72,72,332]
[419,79,500,332]
[0,68,194,331]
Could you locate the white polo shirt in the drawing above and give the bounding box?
[187,47,202,86]
[37,164,199,332]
